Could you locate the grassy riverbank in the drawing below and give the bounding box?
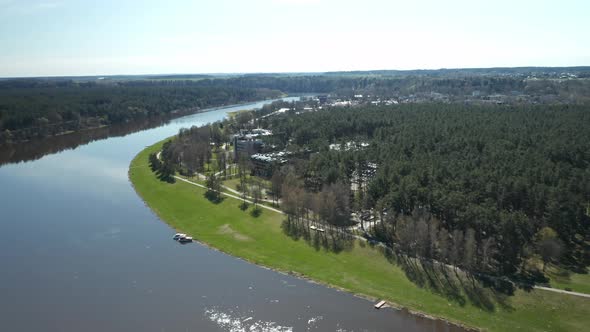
[129,139,590,332]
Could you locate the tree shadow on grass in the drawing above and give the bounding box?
[280,218,353,254]
[204,191,224,204]
[392,253,514,312]
[282,218,304,242]
[328,231,354,253]
[510,269,548,292]
[460,273,497,312]
[155,170,175,183]
[280,216,516,312]
[250,207,262,217]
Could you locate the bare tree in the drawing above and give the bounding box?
[326,181,351,228]
[396,216,417,256]
[480,237,498,273]
[319,188,337,226]
[428,217,440,260]
[217,151,227,179]
[450,229,464,270]
[415,218,429,259]
[437,227,450,265]
[238,155,250,205]
[271,171,283,206]
[463,228,476,272]
[252,177,263,211]
[206,172,221,201]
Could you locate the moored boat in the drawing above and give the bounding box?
[178,236,193,243]
[173,233,187,240]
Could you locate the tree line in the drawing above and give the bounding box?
[3,73,590,145]
[0,79,281,144]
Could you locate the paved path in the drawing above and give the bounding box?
[174,176,284,214]
[159,151,276,204]
[533,286,590,298]
[219,182,277,204]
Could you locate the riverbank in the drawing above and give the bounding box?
[0,96,294,166]
[129,139,590,332]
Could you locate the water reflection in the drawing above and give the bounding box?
[1,115,184,166]
[0,98,295,166]
[0,97,467,332]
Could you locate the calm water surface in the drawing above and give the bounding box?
[0,99,463,331]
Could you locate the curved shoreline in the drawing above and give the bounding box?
[1,95,297,167]
[128,139,476,331]
[129,139,590,332]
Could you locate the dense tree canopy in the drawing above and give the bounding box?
[0,80,280,143]
[155,98,589,281]
[262,103,590,274]
[3,71,589,144]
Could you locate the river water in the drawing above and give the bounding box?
[0,99,462,331]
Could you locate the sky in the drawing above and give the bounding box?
[0,0,589,77]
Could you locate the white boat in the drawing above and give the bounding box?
[173,233,187,240]
[178,236,193,243]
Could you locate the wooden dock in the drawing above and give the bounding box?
[374,300,387,309]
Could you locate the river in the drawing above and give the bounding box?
[0,98,462,331]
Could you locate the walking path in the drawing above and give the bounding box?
[157,151,277,204]
[533,286,590,298]
[174,176,284,214]
[219,182,277,204]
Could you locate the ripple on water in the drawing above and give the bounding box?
[205,307,293,332]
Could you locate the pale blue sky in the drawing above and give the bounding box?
[0,0,588,77]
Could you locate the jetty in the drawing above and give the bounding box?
[374,300,387,309]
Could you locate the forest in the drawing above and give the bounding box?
[2,68,590,145]
[264,103,590,279]
[0,79,280,143]
[188,74,590,102]
[157,101,590,287]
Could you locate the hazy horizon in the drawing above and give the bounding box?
[1,0,589,77]
[4,65,590,80]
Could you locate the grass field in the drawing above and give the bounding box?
[547,266,590,294]
[129,139,590,332]
[221,176,241,191]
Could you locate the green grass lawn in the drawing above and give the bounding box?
[221,176,242,191]
[222,175,272,196]
[547,265,590,294]
[130,140,590,332]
